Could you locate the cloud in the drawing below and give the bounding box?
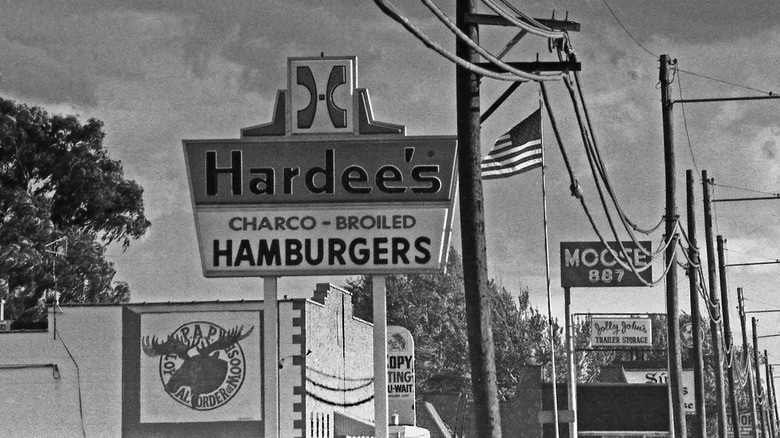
[0,6,184,106]
[762,138,777,159]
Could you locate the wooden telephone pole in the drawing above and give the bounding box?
[718,236,742,438]
[753,318,768,437]
[455,2,502,435]
[686,170,707,437]
[738,288,761,436]
[454,2,578,435]
[702,171,728,438]
[659,54,687,438]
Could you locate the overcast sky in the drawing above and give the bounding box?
[1,0,778,360]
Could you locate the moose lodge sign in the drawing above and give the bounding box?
[184,56,457,277]
[139,311,261,423]
[560,241,653,288]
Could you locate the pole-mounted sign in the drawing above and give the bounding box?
[183,56,458,277]
[589,315,652,348]
[560,241,652,288]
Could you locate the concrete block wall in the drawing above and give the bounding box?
[279,298,307,437]
[304,283,375,437]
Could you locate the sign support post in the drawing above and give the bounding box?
[264,276,279,438]
[373,275,389,438]
[565,287,577,438]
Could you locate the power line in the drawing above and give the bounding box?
[600,0,655,58]
[601,0,777,96]
[678,69,776,97]
[725,248,780,264]
[676,66,699,174]
[712,182,780,197]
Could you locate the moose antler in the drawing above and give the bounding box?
[142,334,192,359]
[198,325,254,356]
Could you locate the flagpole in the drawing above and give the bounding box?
[540,96,560,437]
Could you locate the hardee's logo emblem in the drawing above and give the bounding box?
[289,57,354,134]
[142,322,254,410]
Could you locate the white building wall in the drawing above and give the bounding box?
[0,306,123,438]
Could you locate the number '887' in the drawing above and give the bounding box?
[589,268,625,283]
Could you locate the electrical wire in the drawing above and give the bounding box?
[571,63,666,239]
[306,390,374,407]
[677,227,700,254]
[563,72,646,262]
[676,239,700,269]
[711,182,780,197]
[420,0,564,82]
[564,70,672,265]
[601,0,777,96]
[493,0,553,31]
[373,0,561,82]
[677,68,700,174]
[540,81,679,286]
[305,376,374,392]
[480,0,565,39]
[562,49,670,259]
[600,0,656,58]
[307,366,373,382]
[679,69,777,96]
[56,328,87,438]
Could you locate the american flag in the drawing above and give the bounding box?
[481,108,542,180]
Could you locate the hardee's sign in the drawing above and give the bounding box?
[183,56,457,277]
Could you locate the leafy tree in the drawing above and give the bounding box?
[345,247,564,400]
[0,97,150,324]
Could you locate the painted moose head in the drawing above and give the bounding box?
[142,325,254,409]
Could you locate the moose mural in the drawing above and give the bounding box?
[142,323,254,409]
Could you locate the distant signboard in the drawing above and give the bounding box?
[560,241,652,288]
[624,369,695,414]
[589,316,652,348]
[727,411,754,437]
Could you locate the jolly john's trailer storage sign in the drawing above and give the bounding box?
[183,57,457,277]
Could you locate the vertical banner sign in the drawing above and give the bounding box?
[560,241,653,288]
[183,56,458,277]
[387,326,415,425]
[589,316,652,348]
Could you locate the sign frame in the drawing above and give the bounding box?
[560,240,653,288]
[183,56,458,278]
[588,315,653,349]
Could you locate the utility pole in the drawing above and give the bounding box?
[767,366,780,438]
[767,354,778,437]
[738,288,760,436]
[660,53,687,438]
[455,0,502,435]
[753,318,767,437]
[686,169,707,437]
[702,171,728,438]
[719,236,741,438]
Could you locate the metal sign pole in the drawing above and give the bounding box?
[373,275,389,438]
[565,287,578,438]
[264,277,279,438]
